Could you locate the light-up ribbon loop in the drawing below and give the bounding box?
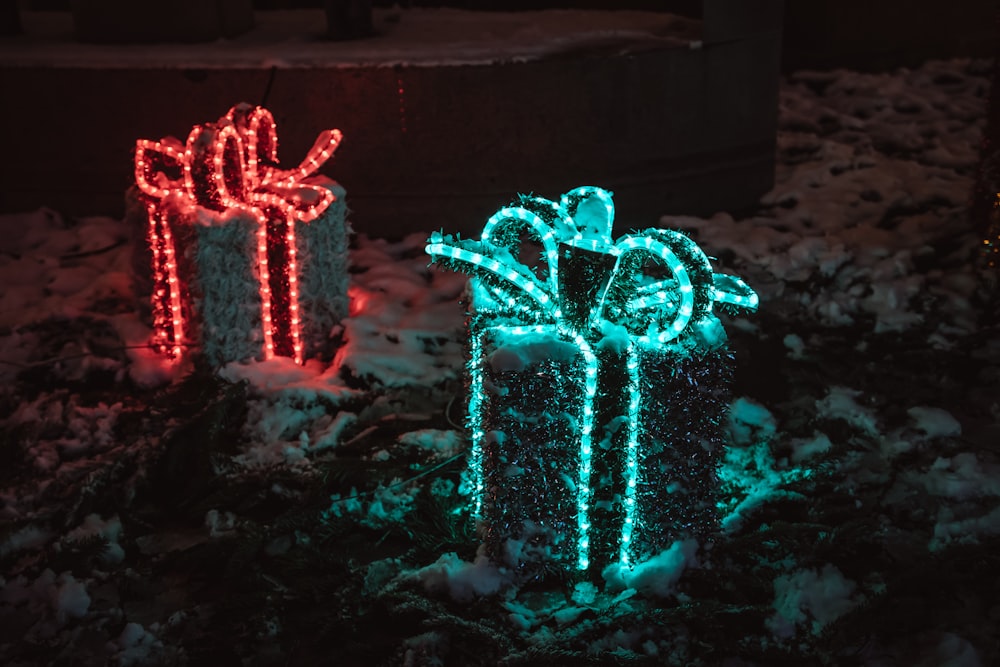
[427,193,568,322]
[224,104,343,221]
[134,104,344,364]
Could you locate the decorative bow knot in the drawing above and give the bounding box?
[426,186,757,344]
[134,104,344,365]
[135,103,342,223]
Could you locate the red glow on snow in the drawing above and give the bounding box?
[348,285,371,317]
[135,104,343,364]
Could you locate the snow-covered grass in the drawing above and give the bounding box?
[0,57,998,665]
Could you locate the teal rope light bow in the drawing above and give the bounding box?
[426,186,758,572]
[426,186,757,340]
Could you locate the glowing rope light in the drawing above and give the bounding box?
[712,274,759,310]
[134,103,343,365]
[608,235,694,343]
[145,202,184,360]
[519,195,577,238]
[575,333,597,571]
[482,206,561,297]
[425,243,557,316]
[467,325,487,518]
[619,344,641,567]
[427,187,757,572]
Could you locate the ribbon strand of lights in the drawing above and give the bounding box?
[135,104,343,364]
[467,329,487,517]
[427,186,757,572]
[145,202,184,358]
[618,343,641,568]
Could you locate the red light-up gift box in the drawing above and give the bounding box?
[131,104,349,366]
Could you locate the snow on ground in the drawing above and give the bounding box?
[671,60,987,340]
[0,57,998,665]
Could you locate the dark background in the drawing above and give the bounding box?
[0,0,995,236]
[9,0,996,72]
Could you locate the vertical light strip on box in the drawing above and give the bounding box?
[619,342,641,567]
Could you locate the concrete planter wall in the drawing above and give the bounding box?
[0,2,783,237]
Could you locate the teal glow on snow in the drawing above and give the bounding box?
[427,186,758,571]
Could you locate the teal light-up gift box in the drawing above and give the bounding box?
[427,187,757,576]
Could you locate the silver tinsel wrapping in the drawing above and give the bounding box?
[294,178,351,362]
[476,325,585,573]
[472,314,732,577]
[629,343,732,563]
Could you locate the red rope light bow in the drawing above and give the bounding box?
[135,104,343,365]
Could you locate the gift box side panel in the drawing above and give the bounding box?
[476,325,587,574]
[187,207,267,366]
[296,178,350,362]
[628,341,734,563]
